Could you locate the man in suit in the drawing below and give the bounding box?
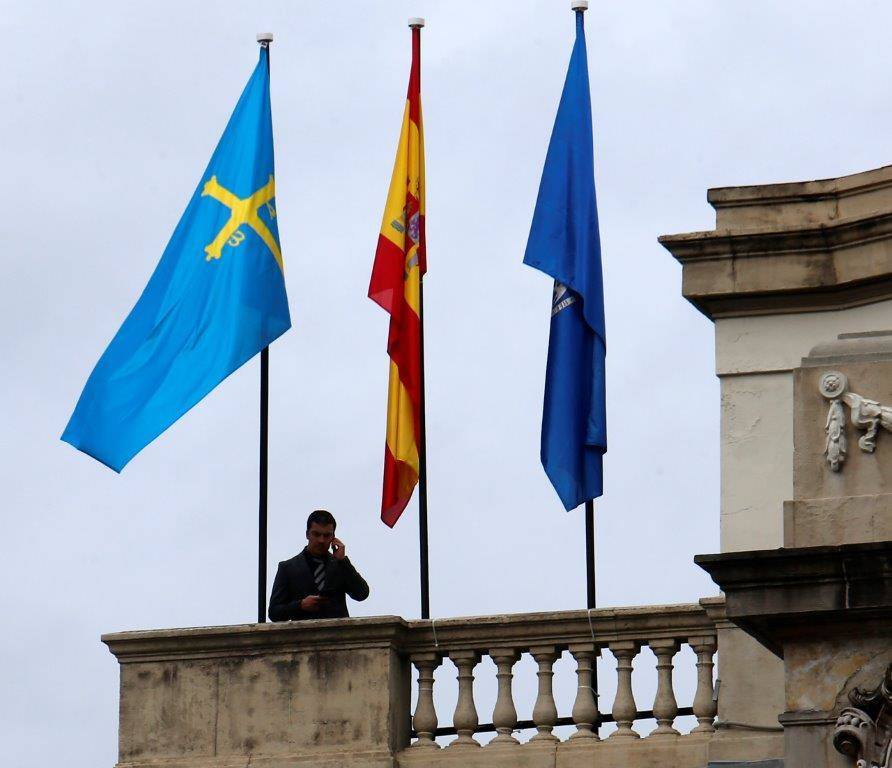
[268,509,370,621]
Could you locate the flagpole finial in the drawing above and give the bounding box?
[571,1,589,11]
[256,32,274,47]
[409,17,425,28]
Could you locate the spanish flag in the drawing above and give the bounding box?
[369,24,426,528]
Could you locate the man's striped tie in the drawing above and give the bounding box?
[313,559,326,593]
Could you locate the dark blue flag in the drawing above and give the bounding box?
[523,11,606,511]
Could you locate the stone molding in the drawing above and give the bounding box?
[696,542,892,658]
[778,710,838,727]
[103,602,722,664]
[659,164,892,319]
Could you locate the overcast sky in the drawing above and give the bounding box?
[4,1,892,764]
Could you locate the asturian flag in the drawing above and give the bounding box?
[368,24,426,528]
[523,10,606,511]
[62,46,291,471]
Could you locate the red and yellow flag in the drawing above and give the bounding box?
[369,26,426,528]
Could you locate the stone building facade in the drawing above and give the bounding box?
[103,165,892,768]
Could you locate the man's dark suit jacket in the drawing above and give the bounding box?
[268,547,370,621]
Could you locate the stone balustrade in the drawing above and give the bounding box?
[103,599,732,768]
[402,602,719,750]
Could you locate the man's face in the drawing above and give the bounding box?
[306,522,335,556]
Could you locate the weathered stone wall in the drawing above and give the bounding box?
[716,300,892,554]
[788,333,892,547]
[107,619,411,768]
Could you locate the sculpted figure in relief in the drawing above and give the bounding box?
[843,392,892,453]
[819,372,892,471]
[825,399,847,472]
[833,664,892,768]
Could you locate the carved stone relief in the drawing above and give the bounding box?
[833,664,892,768]
[820,372,892,471]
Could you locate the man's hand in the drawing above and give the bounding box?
[300,595,328,612]
[331,537,346,561]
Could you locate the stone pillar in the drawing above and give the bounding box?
[608,641,640,740]
[529,646,561,742]
[448,650,481,748]
[698,328,892,766]
[689,634,717,734]
[410,652,443,748]
[487,648,520,746]
[661,164,892,749]
[568,643,600,740]
[649,639,680,737]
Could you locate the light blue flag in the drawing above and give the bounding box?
[523,11,606,511]
[62,48,291,472]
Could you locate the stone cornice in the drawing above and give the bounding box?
[102,615,410,663]
[695,542,892,657]
[659,165,892,319]
[403,603,714,653]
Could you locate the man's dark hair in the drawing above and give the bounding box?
[306,509,337,532]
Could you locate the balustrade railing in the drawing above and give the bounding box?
[403,601,721,749]
[102,598,727,765]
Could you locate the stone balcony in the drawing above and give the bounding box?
[102,600,782,768]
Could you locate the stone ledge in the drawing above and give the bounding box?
[403,603,714,653]
[103,603,723,663]
[103,616,410,662]
[695,542,892,657]
[396,733,714,768]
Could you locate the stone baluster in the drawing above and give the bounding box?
[529,645,561,742]
[487,648,520,746]
[411,652,443,748]
[689,636,718,733]
[569,643,600,740]
[649,639,680,736]
[608,641,641,739]
[447,651,481,748]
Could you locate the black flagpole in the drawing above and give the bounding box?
[585,499,595,609]
[257,32,273,625]
[586,497,600,726]
[258,346,269,624]
[411,17,431,622]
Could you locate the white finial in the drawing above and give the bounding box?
[409,17,425,28]
[256,32,274,45]
[571,0,589,10]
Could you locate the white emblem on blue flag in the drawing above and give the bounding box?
[551,282,577,317]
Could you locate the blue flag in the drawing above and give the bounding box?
[62,48,291,472]
[523,12,606,511]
